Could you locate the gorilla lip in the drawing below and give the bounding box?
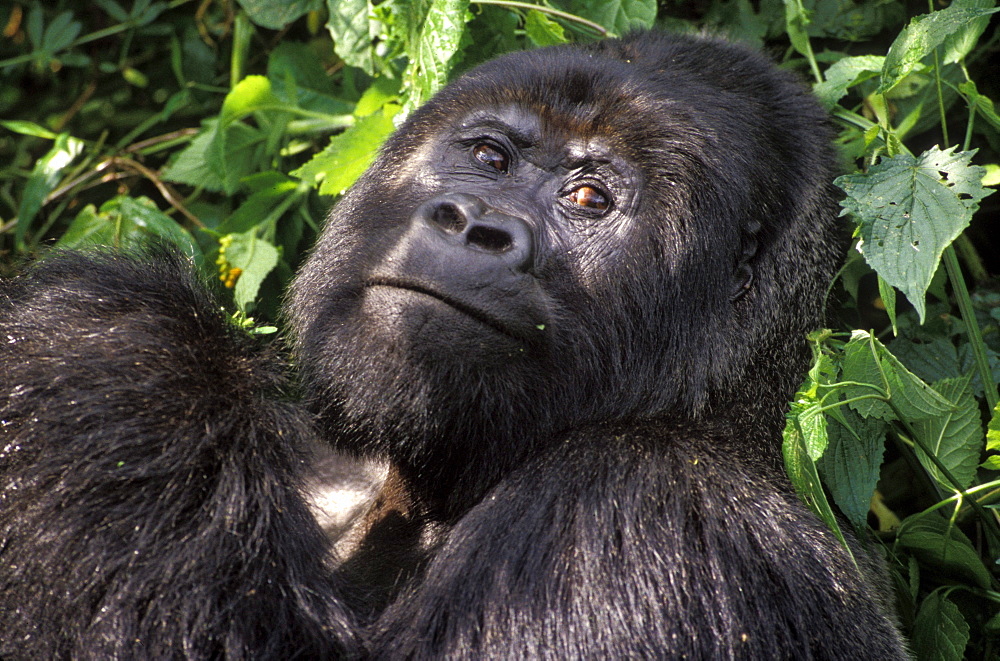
[365,277,530,343]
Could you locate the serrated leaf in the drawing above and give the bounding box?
[782,413,847,551]
[813,55,884,109]
[326,0,379,76]
[292,105,398,196]
[911,591,970,661]
[235,0,320,30]
[817,408,887,528]
[879,5,1000,93]
[897,515,992,589]
[841,331,894,420]
[912,375,982,489]
[887,336,960,386]
[221,231,280,313]
[208,121,267,196]
[878,341,956,422]
[836,147,994,322]
[218,175,300,235]
[790,400,829,460]
[401,0,470,116]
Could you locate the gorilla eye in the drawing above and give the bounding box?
[565,185,609,211]
[472,143,509,172]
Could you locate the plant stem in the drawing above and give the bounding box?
[944,247,998,410]
[471,1,607,35]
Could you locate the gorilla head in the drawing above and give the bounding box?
[289,32,842,519]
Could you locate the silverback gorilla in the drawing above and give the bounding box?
[0,32,907,658]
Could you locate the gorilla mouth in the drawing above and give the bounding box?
[366,278,527,342]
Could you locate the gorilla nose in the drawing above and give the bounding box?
[416,193,534,273]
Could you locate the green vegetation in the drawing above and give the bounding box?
[1,1,998,657]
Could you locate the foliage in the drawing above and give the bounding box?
[1,0,999,658]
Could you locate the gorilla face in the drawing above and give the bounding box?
[289,33,839,510]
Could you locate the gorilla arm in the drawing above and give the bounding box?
[372,423,908,660]
[0,251,357,659]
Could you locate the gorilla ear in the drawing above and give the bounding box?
[731,219,762,301]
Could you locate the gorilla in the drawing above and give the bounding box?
[0,31,907,659]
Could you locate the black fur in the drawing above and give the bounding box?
[0,251,357,658]
[0,32,907,658]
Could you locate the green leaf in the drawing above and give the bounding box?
[910,591,970,661]
[781,0,813,63]
[209,123,267,196]
[782,413,848,552]
[16,133,85,247]
[218,174,301,235]
[42,11,82,53]
[0,120,59,139]
[220,231,280,313]
[879,5,1000,94]
[401,0,471,116]
[813,55,884,109]
[571,0,656,35]
[878,340,956,422]
[162,121,225,192]
[941,0,997,65]
[897,515,992,589]
[56,196,200,262]
[326,0,379,76]
[841,331,894,420]
[790,400,829,461]
[877,274,897,335]
[220,75,282,127]
[984,400,1000,470]
[293,104,399,196]
[524,10,567,48]
[235,0,321,30]
[958,80,1000,133]
[836,147,994,322]
[911,375,982,489]
[888,336,960,386]
[817,408,887,528]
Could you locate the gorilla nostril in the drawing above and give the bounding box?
[432,203,466,234]
[467,225,513,253]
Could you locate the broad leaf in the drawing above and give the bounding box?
[817,408,887,528]
[219,231,280,313]
[897,515,992,589]
[235,0,321,30]
[293,105,399,196]
[912,375,982,489]
[910,591,970,661]
[878,5,1000,93]
[814,55,883,109]
[836,147,994,322]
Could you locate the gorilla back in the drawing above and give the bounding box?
[0,31,907,659]
[292,32,907,658]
